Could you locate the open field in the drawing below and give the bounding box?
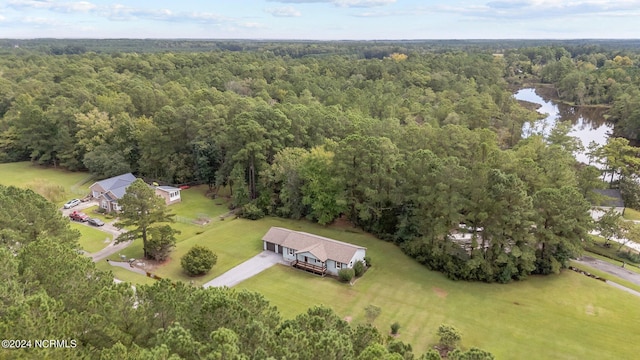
[0,162,92,205]
[3,163,640,358]
[237,220,640,358]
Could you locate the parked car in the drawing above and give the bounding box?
[64,199,81,209]
[69,211,90,222]
[87,218,105,227]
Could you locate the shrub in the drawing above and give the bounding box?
[390,322,401,335]
[364,304,381,323]
[364,256,372,267]
[181,245,218,276]
[338,268,355,282]
[354,260,365,277]
[239,203,265,220]
[437,324,462,349]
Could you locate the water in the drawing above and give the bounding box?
[515,88,612,165]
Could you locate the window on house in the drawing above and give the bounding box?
[336,262,342,269]
[101,201,108,209]
[288,248,294,255]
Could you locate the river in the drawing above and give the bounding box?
[514,88,612,165]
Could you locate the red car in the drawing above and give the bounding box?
[69,211,90,222]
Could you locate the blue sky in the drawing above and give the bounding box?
[1,0,638,39]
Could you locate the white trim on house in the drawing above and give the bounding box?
[262,227,366,276]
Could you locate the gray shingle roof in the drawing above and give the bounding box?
[93,173,136,200]
[262,227,366,264]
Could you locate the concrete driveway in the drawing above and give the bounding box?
[203,251,284,288]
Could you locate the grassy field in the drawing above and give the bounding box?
[0,161,92,205]
[235,219,640,359]
[623,208,640,221]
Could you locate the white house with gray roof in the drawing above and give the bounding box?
[262,227,366,276]
[89,173,137,213]
[89,173,181,212]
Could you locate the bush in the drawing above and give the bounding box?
[364,304,381,323]
[181,245,218,276]
[390,322,401,335]
[338,268,355,282]
[353,260,365,277]
[364,256,372,267]
[437,324,462,349]
[239,203,265,220]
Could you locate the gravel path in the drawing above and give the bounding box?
[203,251,284,288]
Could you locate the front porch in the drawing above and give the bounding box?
[293,260,327,276]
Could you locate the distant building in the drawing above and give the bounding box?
[89,173,181,212]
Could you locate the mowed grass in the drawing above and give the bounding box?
[623,208,640,221]
[0,161,92,204]
[236,218,640,359]
[71,222,113,253]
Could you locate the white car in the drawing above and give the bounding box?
[63,199,81,209]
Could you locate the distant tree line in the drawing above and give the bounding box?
[0,44,617,282]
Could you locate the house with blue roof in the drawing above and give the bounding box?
[89,173,182,212]
[89,173,137,213]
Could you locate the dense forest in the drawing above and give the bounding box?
[1,41,639,284]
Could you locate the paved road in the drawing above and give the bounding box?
[574,256,640,287]
[203,251,284,288]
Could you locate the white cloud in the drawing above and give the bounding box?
[265,6,302,17]
[8,0,97,13]
[267,0,396,7]
[22,16,63,26]
[441,0,640,19]
[333,0,396,7]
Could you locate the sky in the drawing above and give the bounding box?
[0,0,639,39]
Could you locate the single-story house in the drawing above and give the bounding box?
[90,173,182,212]
[262,227,366,276]
[590,189,625,219]
[155,186,182,205]
[89,173,137,213]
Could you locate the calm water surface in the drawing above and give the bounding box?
[515,88,612,165]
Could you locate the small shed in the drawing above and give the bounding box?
[155,186,182,205]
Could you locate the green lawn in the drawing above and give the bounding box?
[234,218,640,359]
[113,217,291,286]
[94,260,157,286]
[71,222,113,253]
[0,161,92,205]
[623,208,640,221]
